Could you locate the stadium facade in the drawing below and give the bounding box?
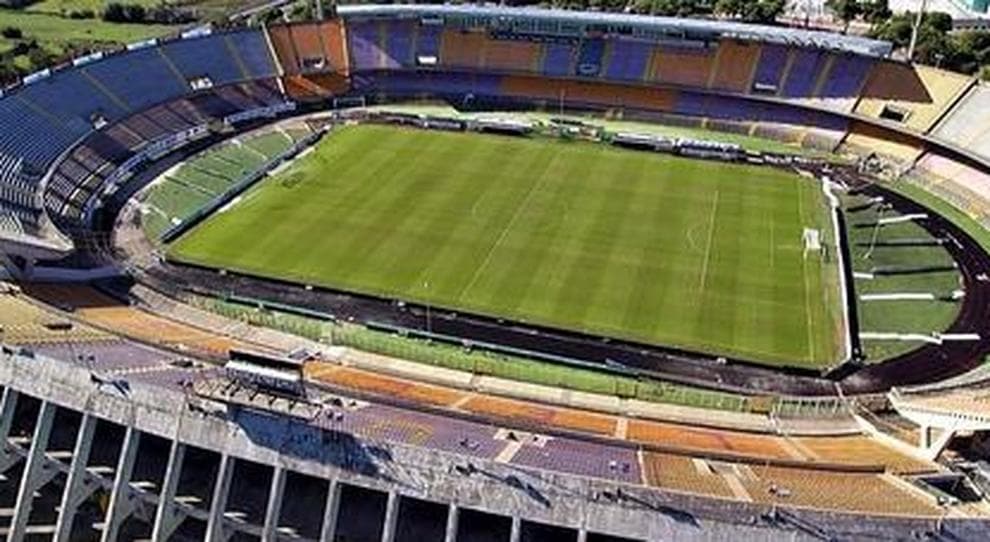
[2,4,990,541]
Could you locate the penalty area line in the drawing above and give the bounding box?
[697,189,720,293]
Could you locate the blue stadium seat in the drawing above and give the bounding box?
[781,50,827,97]
[161,35,244,86]
[605,39,652,82]
[225,30,278,79]
[542,43,575,77]
[576,39,605,76]
[83,47,189,111]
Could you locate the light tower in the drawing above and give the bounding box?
[907,0,929,62]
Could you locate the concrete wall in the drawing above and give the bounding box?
[0,349,969,541]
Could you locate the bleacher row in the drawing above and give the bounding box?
[44,79,285,232]
[0,29,278,241]
[340,19,875,111]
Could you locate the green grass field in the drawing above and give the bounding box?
[844,194,962,361]
[169,125,844,368]
[140,131,298,240]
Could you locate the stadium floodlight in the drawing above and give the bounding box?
[907,0,929,62]
[864,203,891,260]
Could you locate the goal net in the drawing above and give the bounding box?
[803,228,822,259]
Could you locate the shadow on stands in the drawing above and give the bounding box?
[234,407,393,481]
[859,62,933,103]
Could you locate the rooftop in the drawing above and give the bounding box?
[337,3,894,57]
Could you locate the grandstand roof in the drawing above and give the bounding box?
[337,4,893,58]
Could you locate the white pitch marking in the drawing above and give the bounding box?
[697,189,720,293]
[457,161,555,300]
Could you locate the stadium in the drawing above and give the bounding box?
[4,2,990,540]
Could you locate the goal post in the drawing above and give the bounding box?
[802,228,822,259]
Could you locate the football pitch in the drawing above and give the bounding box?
[169,124,844,368]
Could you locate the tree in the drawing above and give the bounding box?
[715,0,785,24]
[103,2,147,23]
[861,0,891,29]
[825,0,861,32]
[1,26,22,39]
[648,0,709,16]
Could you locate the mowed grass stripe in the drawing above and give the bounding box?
[170,125,842,368]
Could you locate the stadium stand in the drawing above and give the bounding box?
[642,452,737,498]
[483,38,541,74]
[911,152,990,226]
[651,45,716,88]
[17,69,127,128]
[24,283,241,356]
[439,30,487,71]
[709,40,760,92]
[348,20,389,71]
[225,29,280,79]
[44,78,288,229]
[932,82,990,162]
[270,21,349,76]
[82,47,190,111]
[266,23,302,74]
[792,435,935,473]
[357,71,504,99]
[417,22,442,58]
[0,289,108,344]
[854,63,974,134]
[750,44,789,94]
[0,94,81,170]
[741,465,939,515]
[841,121,925,163]
[383,20,417,69]
[542,42,576,78]
[161,34,246,86]
[604,38,653,82]
[781,49,828,98]
[575,38,606,76]
[0,27,279,248]
[819,54,874,98]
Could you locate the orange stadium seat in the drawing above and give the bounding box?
[628,419,792,459]
[22,284,241,357]
[440,30,486,70]
[792,435,936,474]
[652,46,717,88]
[267,25,300,75]
[483,39,541,73]
[289,23,325,65]
[282,73,349,101]
[741,465,939,515]
[267,22,349,76]
[641,452,736,498]
[305,363,468,407]
[317,20,350,73]
[710,40,760,92]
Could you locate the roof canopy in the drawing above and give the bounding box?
[338,4,892,58]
